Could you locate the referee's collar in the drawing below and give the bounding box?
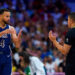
[71,26,75,28]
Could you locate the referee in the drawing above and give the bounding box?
[49,13,75,75]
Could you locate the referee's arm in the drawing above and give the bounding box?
[49,31,71,55]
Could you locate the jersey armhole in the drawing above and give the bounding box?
[9,25,11,29]
[8,25,12,36]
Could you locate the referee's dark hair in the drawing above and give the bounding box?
[69,12,75,21]
[0,8,10,15]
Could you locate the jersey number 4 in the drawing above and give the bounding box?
[0,40,5,48]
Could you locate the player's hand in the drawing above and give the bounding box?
[18,29,22,43]
[18,29,22,37]
[2,28,15,34]
[9,27,15,34]
[1,29,13,34]
[0,29,10,37]
[49,31,56,42]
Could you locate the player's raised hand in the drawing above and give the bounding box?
[17,29,22,43]
[49,31,56,42]
[18,29,22,38]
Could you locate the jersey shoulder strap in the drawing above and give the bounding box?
[8,25,11,29]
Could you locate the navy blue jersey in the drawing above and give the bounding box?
[0,25,11,55]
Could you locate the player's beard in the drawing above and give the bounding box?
[2,20,9,24]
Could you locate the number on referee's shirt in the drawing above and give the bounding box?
[0,40,5,48]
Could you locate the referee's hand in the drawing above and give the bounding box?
[49,31,56,42]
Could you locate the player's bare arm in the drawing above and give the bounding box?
[9,26,22,48]
[49,31,71,55]
[0,26,22,48]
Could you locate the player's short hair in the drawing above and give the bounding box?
[69,12,75,21]
[0,8,10,15]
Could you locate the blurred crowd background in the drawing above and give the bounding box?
[0,0,74,75]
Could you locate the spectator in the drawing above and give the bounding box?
[45,56,58,73]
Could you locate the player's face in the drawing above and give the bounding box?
[2,11,10,24]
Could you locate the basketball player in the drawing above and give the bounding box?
[0,9,22,75]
